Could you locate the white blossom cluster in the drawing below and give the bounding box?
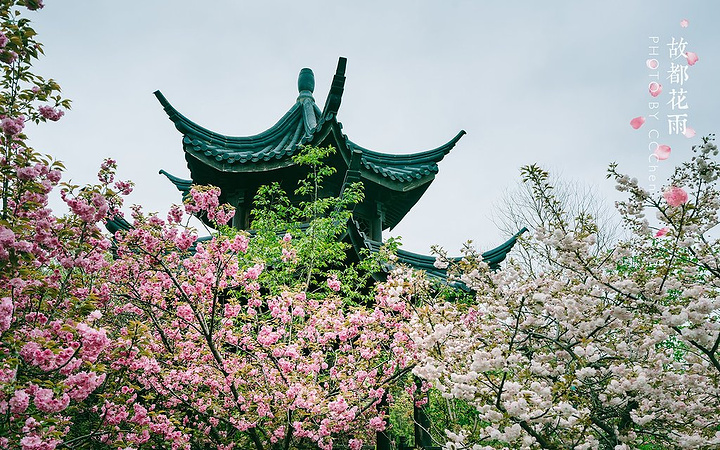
[411,142,720,449]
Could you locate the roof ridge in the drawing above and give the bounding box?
[154,90,307,146]
[350,130,466,166]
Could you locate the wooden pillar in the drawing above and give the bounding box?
[371,202,384,242]
[414,376,432,449]
[376,391,391,450]
[230,190,247,230]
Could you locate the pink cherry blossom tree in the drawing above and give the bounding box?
[0,3,418,448]
[98,145,418,450]
[0,2,138,448]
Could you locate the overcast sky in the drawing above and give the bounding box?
[25,1,720,254]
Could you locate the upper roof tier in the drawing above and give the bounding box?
[155,57,465,192]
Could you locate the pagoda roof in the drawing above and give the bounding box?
[154,57,464,193]
[154,87,321,171]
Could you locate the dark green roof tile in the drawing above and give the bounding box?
[154,63,464,187]
[159,169,192,198]
[156,90,320,172]
[347,220,527,282]
[156,58,467,232]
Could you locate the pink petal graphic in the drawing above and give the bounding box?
[646,59,658,69]
[680,19,689,28]
[683,126,696,138]
[655,227,669,237]
[649,82,662,97]
[686,51,699,66]
[654,144,671,160]
[663,186,689,207]
[630,116,645,129]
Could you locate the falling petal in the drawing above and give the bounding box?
[630,116,645,129]
[646,59,658,69]
[649,82,662,97]
[654,144,671,160]
[655,227,669,237]
[686,51,699,66]
[683,126,696,138]
[680,19,689,28]
[663,186,689,207]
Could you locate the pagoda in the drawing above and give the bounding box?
[152,57,525,278]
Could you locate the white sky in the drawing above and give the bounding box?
[25,1,720,254]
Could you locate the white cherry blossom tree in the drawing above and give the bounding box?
[412,136,720,450]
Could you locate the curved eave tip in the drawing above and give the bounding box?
[451,129,467,145]
[434,130,466,157]
[429,129,466,160]
[337,56,347,74]
[444,129,466,150]
[153,90,180,117]
[153,91,206,135]
[153,90,169,106]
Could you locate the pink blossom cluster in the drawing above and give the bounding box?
[663,185,689,207]
[0,141,125,449]
[38,105,64,121]
[100,204,419,448]
[184,186,235,225]
[0,296,12,331]
[60,189,109,223]
[113,180,133,195]
[23,0,44,11]
[64,371,106,401]
[2,115,24,136]
[326,274,341,291]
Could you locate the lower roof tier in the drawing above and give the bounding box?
[105,215,526,284]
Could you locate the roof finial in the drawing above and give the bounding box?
[322,57,347,118]
[298,68,315,95]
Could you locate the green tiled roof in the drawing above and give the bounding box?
[159,169,192,198]
[155,58,464,190]
[155,90,321,171]
[347,220,527,280]
[349,131,465,184]
[140,58,524,283]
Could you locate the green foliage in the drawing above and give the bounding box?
[248,144,386,304]
[425,389,483,443]
[0,3,69,123]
